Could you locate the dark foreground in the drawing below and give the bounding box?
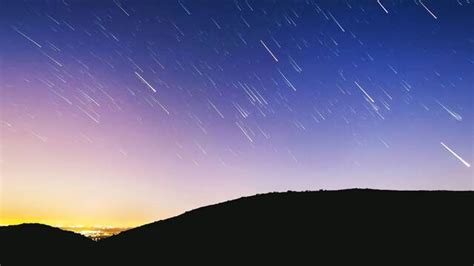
[1,189,472,264]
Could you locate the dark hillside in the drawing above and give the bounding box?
[100,189,472,262]
[0,223,95,264]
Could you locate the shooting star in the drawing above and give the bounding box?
[419,0,437,19]
[377,0,389,13]
[135,72,157,92]
[440,142,471,168]
[354,81,375,103]
[12,27,42,48]
[260,40,279,62]
[328,11,345,32]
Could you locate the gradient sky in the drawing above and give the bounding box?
[1,0,473,228]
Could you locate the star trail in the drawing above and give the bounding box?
[1,0,472,228]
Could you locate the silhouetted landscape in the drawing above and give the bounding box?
[3,1,472,264]
[0,223,95,263]
[1,189,472,264]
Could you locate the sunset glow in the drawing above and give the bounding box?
[1,1,472,233]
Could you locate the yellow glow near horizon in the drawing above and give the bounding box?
[0,110,254,230]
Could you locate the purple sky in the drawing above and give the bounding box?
[1,0,472,227]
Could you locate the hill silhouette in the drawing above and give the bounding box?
[101,189,472,263]
[1,189,472,264]
[0,223,95,264]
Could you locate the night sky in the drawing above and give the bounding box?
[1,0,473,228]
